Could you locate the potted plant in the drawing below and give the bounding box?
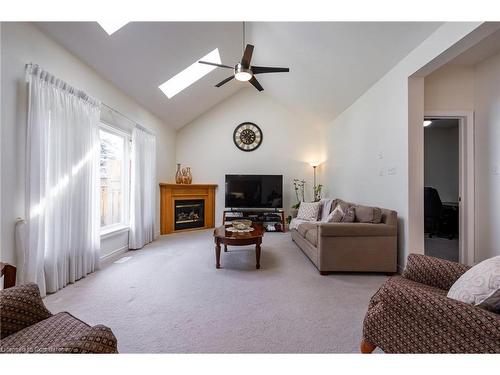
[313,184,323,202]
[291,179,306,217]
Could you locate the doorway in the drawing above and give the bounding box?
[424,119,459,261]
[423,112,475,265]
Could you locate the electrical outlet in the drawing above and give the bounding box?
[377,152,383,160]
[388,167,397,175]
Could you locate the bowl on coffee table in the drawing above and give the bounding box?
[231,219,252,230]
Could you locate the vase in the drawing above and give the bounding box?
[186,167,192,184]
[181,168,188,184]
[175,163,182,184]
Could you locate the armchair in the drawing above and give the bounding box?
[361,254,500,353]
[0,283,118,353]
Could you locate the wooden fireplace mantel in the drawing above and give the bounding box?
[159,183,217,235]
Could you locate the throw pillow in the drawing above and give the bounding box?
[341,207,355,223]
[296,202,321,221]
[447,256,500,313]
[335,199,353,212]
[477,289,500,313]
[354,205,383,223]
[326,205,344,222]
[319,199,335,222]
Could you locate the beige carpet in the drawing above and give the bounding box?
[44,230,387,353]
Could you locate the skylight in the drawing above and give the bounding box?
[159,48,222,99]
[97,21,129,35]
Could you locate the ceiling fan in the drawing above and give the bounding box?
[198,23,289,92]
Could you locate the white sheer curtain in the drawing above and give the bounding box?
[129,127,156,249]
[24,64,101,297]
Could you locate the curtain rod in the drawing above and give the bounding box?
[101,102,156,136]
[26,63,155,136]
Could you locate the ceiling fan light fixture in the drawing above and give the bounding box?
[235,71,252,81]
[234,64,253,81]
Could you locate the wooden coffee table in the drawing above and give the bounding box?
[213,224,264,269]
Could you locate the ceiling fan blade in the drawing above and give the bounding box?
[198,61,233,69]
[215,75,235,87]
[252,66,290,74]
[241,44,254,67]
[249,76,264,92]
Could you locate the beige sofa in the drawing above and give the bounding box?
[290,200,398,274]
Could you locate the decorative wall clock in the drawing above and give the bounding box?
[233,122,263,152]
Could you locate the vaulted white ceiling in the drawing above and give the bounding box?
[36,22,442,129]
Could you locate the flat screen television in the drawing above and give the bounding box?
[225,174,283,209]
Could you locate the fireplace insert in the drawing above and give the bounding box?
[174,199,205,230]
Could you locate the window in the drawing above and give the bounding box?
[99,125,130,232]
[158,48,221,99]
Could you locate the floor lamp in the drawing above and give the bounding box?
[309,161,320,201]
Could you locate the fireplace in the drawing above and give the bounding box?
[174,199,205,231]
[159,183,217,234]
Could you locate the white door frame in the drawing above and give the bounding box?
[424,111,475,265]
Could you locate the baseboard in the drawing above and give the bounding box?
[100,245,129,264]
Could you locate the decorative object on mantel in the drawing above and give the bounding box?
[233,122,263,152]
[175,163,182,184]
[175,164,193,184]
[183,167,192,184]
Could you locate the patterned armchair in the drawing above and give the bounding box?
[361,254,500,353]
[0,283,118,353]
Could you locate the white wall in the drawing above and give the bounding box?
[474,51,500,261]
[424,64,474,111]
[176,88,326,224]
[424,125,459,202]
[0,22,176,265]
[324,23,485,268]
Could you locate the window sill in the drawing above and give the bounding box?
[101,225,129,239]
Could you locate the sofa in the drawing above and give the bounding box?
[0,283,118,353]
[361,254,500,353]
[290,199,398,274]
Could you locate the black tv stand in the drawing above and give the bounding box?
[223,208,285,232]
